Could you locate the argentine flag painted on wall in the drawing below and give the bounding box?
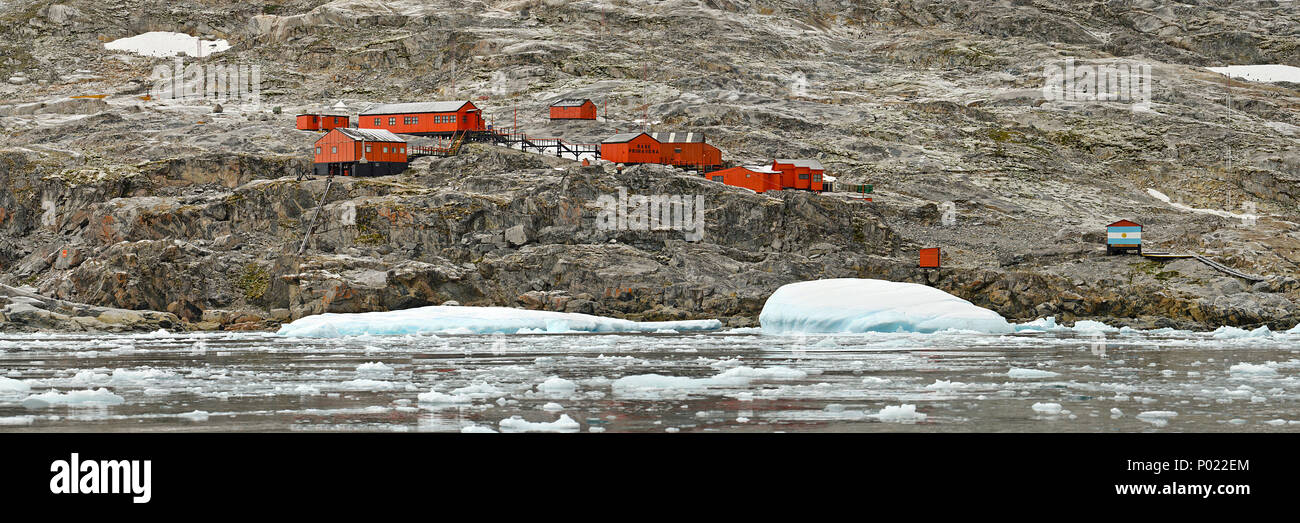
[1107,226,1142,244]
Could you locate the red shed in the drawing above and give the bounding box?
[649,132,722,170]
[708,165,782,193]
[358,101,485,136]
[919,247,941,268]
[549,99,598,120]
[296,114,349,131]
[772,158,826,191]
[313,128,408,177]
[600,133,661,164]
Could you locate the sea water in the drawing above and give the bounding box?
[0,329,1297,432]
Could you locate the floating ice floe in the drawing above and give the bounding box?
[498,414,581,433]
[178,410,210,422]
[870,404,927,423]
[0,376,32,393]
[1212,326,1273,339]
[22,388,125,409]
[104,31,231,57]
[276,305,722,337]
[612,366,807,398]
[1007,368,1061,379]
[1228,363,1278,377]
[416,390,472,405]
[1031,402,1063,414]
[1070,320,1120,333]
[758,279,1014,334]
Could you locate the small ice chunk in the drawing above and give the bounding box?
[870,404,927,423]
[356,362,394,375]
[417,390,472,404]
[0,376,32,393]
[1031,402,1063,414]
[22,388,125,409]
[1229,363,1278,377]
[1007,368,1060,379]
[536,376,579,396]
[178,410,210,422]
[498,414,581,433]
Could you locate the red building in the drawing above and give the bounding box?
[649,132,722,170]
[549,99,598,120]
[600,133,661,164]
[708,165,782,193]
[296,114,349,131]
[919,248,941,268]
[358,101,485,136]
[313,128,408,177]
[771,159,826,191]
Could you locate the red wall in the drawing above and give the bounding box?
[550,102,596,120]
[297,115,349,131]
[710,167,780,193]
[601,134,661,164]
[313,129,407,164]
[359,104,484,134]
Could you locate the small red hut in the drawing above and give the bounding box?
[649,132,722,170]
[600,132,661,164]
[313,128,408,177]
[296,114,349,131]
[708,165,782,193]
[772,158,826,191]
[549,99,598,120]
[358,101,485,136]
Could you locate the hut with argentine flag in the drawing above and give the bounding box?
[1106,219,1142,255]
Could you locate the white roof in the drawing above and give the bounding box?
[603,132,653,144]
[742,164,780,174]
[360,101,471,115]
[774,158,825,170]
[649,132,704,143]
[334,128,406,143]
[822,175,837,182]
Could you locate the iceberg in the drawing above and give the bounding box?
[276,305,722,337]
[758,279,1014,334]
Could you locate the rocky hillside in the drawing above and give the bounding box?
[1,0,1298,331]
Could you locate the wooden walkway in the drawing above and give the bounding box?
[1141,251,1268,282]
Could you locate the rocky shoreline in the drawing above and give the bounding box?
[3,145,1297,334]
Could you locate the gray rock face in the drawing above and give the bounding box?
[0,284,179,332]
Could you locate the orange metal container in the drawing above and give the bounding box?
[919,247,941,268]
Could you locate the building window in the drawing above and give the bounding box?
[674,148,683,154]
[383,146,389,153]
[799,174,810,180]
[411,116,418,125]
[316,147,321,154]
[374,118,381,126]
[335,117,341,125]
[331,146,337,153]
[813,175,821,182]
[389,117,396,126]
[365,145,372,153]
